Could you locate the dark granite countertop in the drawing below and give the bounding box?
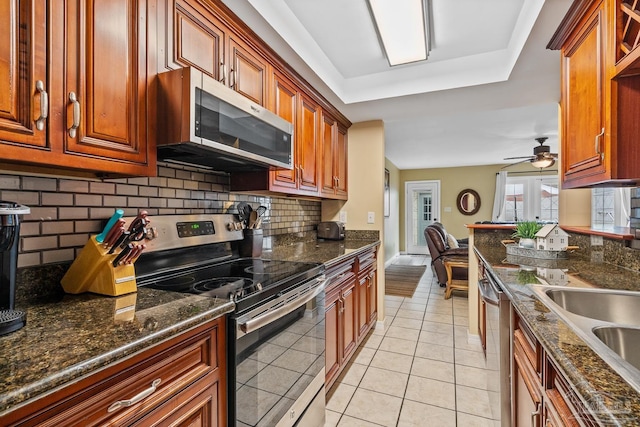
[0,236,379,417]
[262,237,381,268]
[0,288,234,415]
[475,243,640,426]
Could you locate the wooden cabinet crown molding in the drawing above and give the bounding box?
[195,0,351,128]
[548,0,601,49]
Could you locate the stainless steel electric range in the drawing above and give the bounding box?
[134,214,327,427]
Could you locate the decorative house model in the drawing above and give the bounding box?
[535,224,569,251]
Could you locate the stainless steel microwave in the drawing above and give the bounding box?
[157,67,293,172]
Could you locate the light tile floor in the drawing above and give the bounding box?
[325,255,499,427]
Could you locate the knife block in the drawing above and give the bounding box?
[61,237,137,296]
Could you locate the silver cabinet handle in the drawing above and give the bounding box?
[219,63,226,84]
[595,127,605,159]
[107,378,161,413]
[229,69,235,89]
[531,402,541,427]
[68,92,80,138]
[34,80,48,131]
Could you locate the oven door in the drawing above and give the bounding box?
[229,276,327,427]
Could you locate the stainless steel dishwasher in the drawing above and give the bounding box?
[478,269,511,426]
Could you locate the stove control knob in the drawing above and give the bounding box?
[227,222,234,231]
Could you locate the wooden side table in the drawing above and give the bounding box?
[443,258,469,299]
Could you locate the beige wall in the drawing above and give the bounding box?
[322,120,387,321]
[383,159,401,265]
[399,164,504,251]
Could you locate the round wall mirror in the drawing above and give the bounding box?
[456,189,481,215]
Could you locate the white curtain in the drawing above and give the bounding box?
[492,171,508,221]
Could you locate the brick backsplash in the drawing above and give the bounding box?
[1,163,321,268]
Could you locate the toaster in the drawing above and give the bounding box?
[317,221,345,240]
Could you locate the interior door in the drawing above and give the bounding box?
[406,181,440,254]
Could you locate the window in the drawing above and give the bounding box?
[498,176,559,222]
[591,188,630,229]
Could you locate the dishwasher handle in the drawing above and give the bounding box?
[478,278,500,306]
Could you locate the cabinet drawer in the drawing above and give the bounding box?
[12,321,222,427]
[514,315,542,376]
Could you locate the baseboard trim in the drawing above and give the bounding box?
[384,253,400,269]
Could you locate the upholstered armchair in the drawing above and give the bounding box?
[424,222,469,288]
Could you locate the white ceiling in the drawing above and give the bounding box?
[221,0,572,170]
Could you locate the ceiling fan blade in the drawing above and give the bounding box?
[501,158,534,169]
[503,155,535,160]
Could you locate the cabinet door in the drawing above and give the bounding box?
[325,285,341,387]
[367,269,377,325]
[167,0,226,81]
[513,331,543,427]
[0,0,48,154]
[341,281,358,363]
[561,3,609,187]
[270,72,298,190]
[357,273,369,339]
[334,125,348,198]
[297,93,321,193]
[320,112,337,196]
[229,36,268,106]
[57,0,151,170]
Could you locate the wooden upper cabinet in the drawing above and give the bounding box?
[0,1,48,153]
[297,93,320,193]
[270,72,298,190]
[560,2,608,187]
[168,0,226,81]
[0,0,154,175]
[320,111,348,199]
[229,36,268,106]
[58,0,151,169]
[550,0,640,188]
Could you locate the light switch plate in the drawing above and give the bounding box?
[367,212,375,224]
[444,207,452,212]
[339,211,347,223]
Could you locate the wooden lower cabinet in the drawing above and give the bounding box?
[325,246,379,389]
[511,310,593,427]
[2,317,226,427]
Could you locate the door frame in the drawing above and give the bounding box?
[405,180,441,254]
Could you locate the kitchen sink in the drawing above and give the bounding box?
[546,288,640,325]
[593,326,640,372]
[530,285,640,393]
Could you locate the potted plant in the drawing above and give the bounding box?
[512,221,542,248]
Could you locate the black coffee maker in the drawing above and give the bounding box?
[0,201,30,335]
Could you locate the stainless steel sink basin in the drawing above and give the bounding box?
[593,326,640,372]
[546,288,640,325]
[530,285,640,392]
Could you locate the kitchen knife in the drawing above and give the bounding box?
[130,244,147,264]
[103,219,125,248]
[96,209,124,243]
[108,230,129,254]
[112,243,133,267]
[121,244,140,265]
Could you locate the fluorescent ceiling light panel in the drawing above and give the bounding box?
[368,0,429,66]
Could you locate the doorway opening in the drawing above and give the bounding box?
[405,180,440,254]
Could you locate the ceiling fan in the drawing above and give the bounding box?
[503,137,557,168]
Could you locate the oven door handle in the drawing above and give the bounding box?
[239,277,327,334]
[478,278,500,306]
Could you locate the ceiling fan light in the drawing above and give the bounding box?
[531,157,555,169]
[367,0,430,66]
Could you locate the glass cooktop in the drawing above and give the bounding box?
[138,258,323,312]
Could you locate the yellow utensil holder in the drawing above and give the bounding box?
[61,236,137,297]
